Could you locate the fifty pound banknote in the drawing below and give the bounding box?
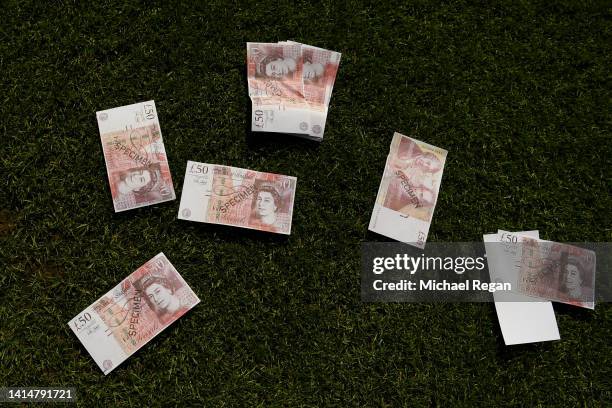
[97,101,175,212]
[68,253,199,375]
[369,132,448,248]
[247,42,305,102]
[178,161,297,235]
[517,237,596,309]
[247,41,341,140]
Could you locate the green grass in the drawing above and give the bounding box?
[1,1,611,406]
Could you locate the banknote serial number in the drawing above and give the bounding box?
[0,387,75,402]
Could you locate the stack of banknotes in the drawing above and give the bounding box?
[69,253,199,374]
[247,41,341,141]
[484,230,596,345]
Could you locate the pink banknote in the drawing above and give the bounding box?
[97,101,175,212]
[483,230,560,345]
[369,132,447,248]
[518,237,596,309]
[247,42,305,105]
[299,43,341,109]
[178,161,297,235]
[247,41,341,140]
[68,253,200,374]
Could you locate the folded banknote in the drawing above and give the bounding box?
[369,132,447,248]
[247,41,341,140]
[68,253,199,374]
[178,161,297,235]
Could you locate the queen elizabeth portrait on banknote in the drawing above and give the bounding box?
[383,138,444,221]
[115,163,174,206]
[134,267,190,325]
[559,256,591,304]
[254,50,297,78]
[249,182,284,233]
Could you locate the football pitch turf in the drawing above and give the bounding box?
[1,1,610,406]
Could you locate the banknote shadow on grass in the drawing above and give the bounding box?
[365,230,395,244]
[552,303,597,320]
[176,218,290,245]
[246,130,322,151]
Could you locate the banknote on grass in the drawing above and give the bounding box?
[97,101,175,212]
[369,132,447,248]
[178,161,297,235]
[516,236,596,309]
[483,230,560,345]
[247,41,341,140]
[68,253,199,374]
